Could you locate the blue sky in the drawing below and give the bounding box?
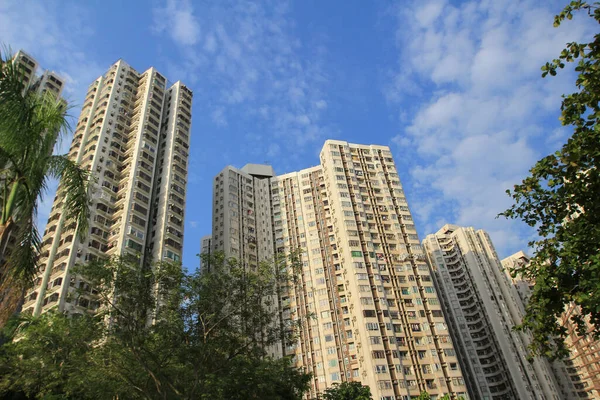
[1,0,593,268]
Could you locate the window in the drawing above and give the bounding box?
[351,251,362,257]
[374,365,387,374]
[444,349,456,357]
[363,310,376,318]
[360,297,373,305]
[366,322,379,330]
[372,350,385,359]
[126,239,143,252]
[164,250,180,262]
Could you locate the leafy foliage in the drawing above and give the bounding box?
[0,48,90,326]
[502,1,600,359]
[321,381,372,400]
[0,253,311,399]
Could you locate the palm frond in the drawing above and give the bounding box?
[6,214,40,285]
[30,90,70,154]
[0,50,34,154]
[48,155,90,238]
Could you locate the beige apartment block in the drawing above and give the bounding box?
[213,140,468,400]
[22,59,192,316]
[558,305,600,399]
[424,226,570,400]
[502,252,598,399]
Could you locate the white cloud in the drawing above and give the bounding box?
[388,0,595,256]
[267,143,280,159]
[211,107,228,127]
[315,100,327,110]
[153,0,200,46]
[152,0,332,167]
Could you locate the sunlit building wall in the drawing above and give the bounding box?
[23,60,192,316]
[424,226,567,400]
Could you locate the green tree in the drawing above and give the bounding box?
[502,1,600,359]
[0,49,89,326]
[0,253,311,399]
[417,392,431,400]
[321,381,372,400]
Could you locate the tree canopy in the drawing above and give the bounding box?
[321,381,372,400]
[502,1,600,359]
[0,253,311,399]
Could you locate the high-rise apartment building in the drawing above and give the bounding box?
[199,234,212,271]
[212,164,276,270]
[212,140,468,400]
[211,163,282,358]
[12,50,65,98]
[558,305,600,399]
[501,252,597,399]
[22,59,192,317]
[423,225,567,400]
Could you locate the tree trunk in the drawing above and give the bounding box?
[0,276,25,328]
[0,218,15,267]
[0,218,18,328]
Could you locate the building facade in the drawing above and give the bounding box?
[558,305,600,399]
[212,164,276,270]
[211,163,282,358]
[213,140,468,400]
[22,59,192,316]
[423,226,567,400]
[199,234,212,271]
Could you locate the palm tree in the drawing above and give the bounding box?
[0,49,90,325]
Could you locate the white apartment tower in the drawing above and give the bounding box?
[212,164,276,269]
[22,59,192,316]
[211,163,282,358]
[12,50,65,98]
[213,140,468,400]
[423,225,566,400]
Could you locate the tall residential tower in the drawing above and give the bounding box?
[212,140,468,400]
[22,59,192,316]
[423,225,567,400]
[12,50,65,98]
